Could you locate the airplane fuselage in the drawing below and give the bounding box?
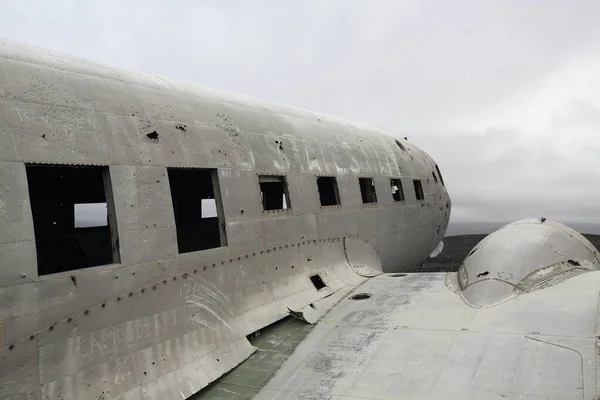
[0,37,450,399]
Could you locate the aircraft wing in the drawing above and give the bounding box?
[254,271,599,399]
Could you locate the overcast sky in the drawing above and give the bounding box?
[2,1,600,228]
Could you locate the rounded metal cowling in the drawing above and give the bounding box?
[457,218,600,307]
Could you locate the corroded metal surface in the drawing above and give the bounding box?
[258,272,600,399]
[0,37,450,399]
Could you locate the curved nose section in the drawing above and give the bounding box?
[426,156,452,261]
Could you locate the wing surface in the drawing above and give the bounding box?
[255,272,600,399]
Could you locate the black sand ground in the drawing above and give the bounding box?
[418,234,600,272]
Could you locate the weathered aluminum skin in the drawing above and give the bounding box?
[0,37,450,399]
[458,218,600,307]
[258,271,600,399]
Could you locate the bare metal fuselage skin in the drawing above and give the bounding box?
[0,37,450,399]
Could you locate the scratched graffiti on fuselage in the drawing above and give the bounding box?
[6,105,110,157]
[180,275,235,333]
[74,307,197,360]
[10,107,97,132]
[40,276,236,370]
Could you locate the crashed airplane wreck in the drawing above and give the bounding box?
[2,37,597,400]
[0,37,449,399]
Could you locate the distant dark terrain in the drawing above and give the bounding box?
[418,233,600,272]
[446,222,600,236]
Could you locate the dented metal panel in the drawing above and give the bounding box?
[0,36,450,400]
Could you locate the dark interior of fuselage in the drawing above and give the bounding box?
[168,168,222,254]
[26,165,115,275]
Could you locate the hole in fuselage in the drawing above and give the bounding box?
[310,275,326,290]
[350,293,371,300]
[395,139,406,151]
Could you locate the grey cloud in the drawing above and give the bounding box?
[1,0,600,228]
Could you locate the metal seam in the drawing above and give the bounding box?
[1,235,367,350]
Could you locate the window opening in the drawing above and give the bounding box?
[259,175,290,211]
[359,177,378,203]
[168,168,226,254]
[310,275,326,290]
[317,177,340,206]
[432,171,438,183]
[395,139,406,152]
[390,179,405,201]
[26,165,119,276]
[413,180,424,201]
[435,165,445,186]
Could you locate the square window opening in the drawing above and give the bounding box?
[413,179,424,201]
[391,179,405,202]
[317,176,340,206]
[259,175,291,211]
[359,177,377,203]
[26,165,119,276]
[310,274,326,290]
[168,168,227,254]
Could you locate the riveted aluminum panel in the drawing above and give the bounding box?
[262,214,317,246]
[118,227,177,265]
[175,246,230,273]
[0,338,41,400]
[218,169,263,220]
[0,283,38,347]
[225,218,262,249]
[0,240,37,288]
[317,209,358,238]
[110,166,173,231]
